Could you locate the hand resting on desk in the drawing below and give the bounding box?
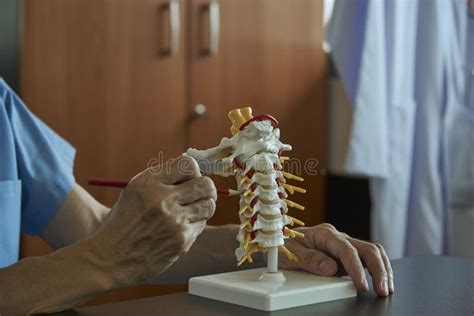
[280,224,394,296]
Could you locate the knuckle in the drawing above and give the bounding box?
[313,226,332,247]
[179,156,200,175]
[175,225,192,243]
[378,270,389,280]
[366,243,381,256]
[340,232,350,239]
[199,176,215,192]
[127,171,149,191]
[198,199,216,218]
[161,205,187,229]
[160,198,175,215]
[200,177,217,197]
[194,221,207,234]
[164,209,183,227]
[302,251,318,267]
[206,198,216,214]
[319,223,336,232]
[203,176,215,189]
[341,245,358,259]
[374,243,385,252]
[314,224,338,242]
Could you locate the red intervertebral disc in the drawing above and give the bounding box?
[234,157,244,169]
[250,182,257,192]
[251,215,257,225]
[246,169,255,179]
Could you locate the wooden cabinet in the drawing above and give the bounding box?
[21,0,188,206]
[188,0,326,226]
[20,0,326,303]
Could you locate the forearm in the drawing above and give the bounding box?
[149,224,265,284]
[0,238,120,315]
[41,183,110,249]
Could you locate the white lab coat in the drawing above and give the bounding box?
[327,0,474,259]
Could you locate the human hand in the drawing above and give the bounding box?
[90,156,217,285]
[279,223,394,296]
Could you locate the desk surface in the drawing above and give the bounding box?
[60,256,474,316]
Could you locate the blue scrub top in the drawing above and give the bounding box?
[0,78,75,268]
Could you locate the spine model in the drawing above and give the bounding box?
[186,107,306,275]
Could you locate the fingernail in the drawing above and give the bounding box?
[319,259,335,274]
[389,279,395,293]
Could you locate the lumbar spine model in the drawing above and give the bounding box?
[186,106,306,280]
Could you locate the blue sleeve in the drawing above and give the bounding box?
[0,78,76,235]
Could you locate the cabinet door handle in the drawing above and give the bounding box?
[161,0,180,56]
[202,1,220,55]
[193,104,207,117]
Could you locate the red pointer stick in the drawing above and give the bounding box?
[87,178,129,188]
[87,177,239,197]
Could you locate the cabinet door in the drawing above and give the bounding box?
[188,0,327,226]
[21,0,187,206]
[20,0,187,261]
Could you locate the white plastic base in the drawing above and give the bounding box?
[189,268,357,311]
[259,271,286,282]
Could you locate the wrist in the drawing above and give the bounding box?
[38,239,124,312]
[74,236,127,290]
[0,237,126,315]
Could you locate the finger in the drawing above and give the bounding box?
[182,198,216,223]
[191,220,206,235]
[153,155,201,185]
[313,225,369,292]
[349,238,389,296]
[290,242,338,276]
[174,176,217,205]
[181,221,207,253]
[376,243,394,293]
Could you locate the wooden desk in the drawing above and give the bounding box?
[57,256,474,315]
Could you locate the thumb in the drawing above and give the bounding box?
[291,243,338,276]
